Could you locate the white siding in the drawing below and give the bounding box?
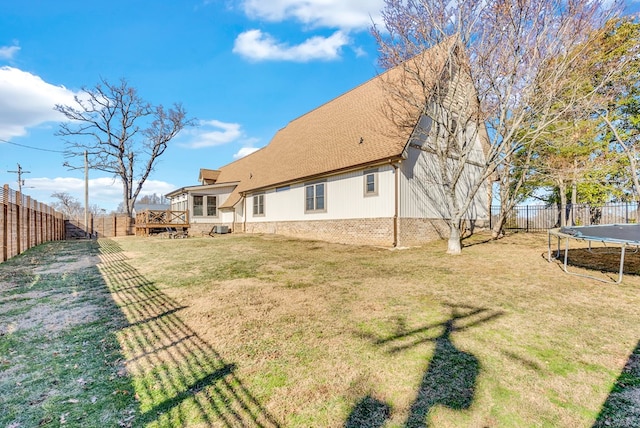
[235,201,244,224]
[188,185,236,224]
[169,193,188,212]
[399,126,489,220]
[246,166,396,223]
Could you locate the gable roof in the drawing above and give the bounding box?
[213,37,458,208]
[198,168,220,185]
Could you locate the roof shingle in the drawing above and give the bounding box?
[214,38,456,208]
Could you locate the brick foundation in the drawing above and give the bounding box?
[396,218,449,247]
[245,218,395,246]
[188,223,234,236]
[189,217,486,247]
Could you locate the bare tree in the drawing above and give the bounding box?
[55,78,194,217]
[50,191,103,219]
[50,191,82,219]
[373,0,619,253]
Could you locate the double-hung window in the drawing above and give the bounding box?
[193,195,203,216]
[207,196,217,216]
[193,195,217,217]
[305,181,325,213]
[364,169,378,196]
[253,193,265,216]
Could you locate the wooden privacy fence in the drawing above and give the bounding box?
[1,184,65,262]
[66,215,134,239]
[491,202,639,233]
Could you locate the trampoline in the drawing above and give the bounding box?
[548,224,640,284]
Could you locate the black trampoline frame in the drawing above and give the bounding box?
[547,224,640,284]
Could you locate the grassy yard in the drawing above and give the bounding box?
[2,232,640,427]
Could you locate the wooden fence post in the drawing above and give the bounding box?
[26,196,31,249]
[2,185,8,262]
[39,203,43,245]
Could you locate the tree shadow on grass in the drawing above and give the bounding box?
[548,247,640,279]
[344,396,391,428]
[593,340,640,428]
[96,239,280,427]
[348,304,503,427]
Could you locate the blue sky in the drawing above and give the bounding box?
[1,0,639,211]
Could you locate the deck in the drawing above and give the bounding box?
[135,209,189,236]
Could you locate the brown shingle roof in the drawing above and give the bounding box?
[215,38,457,208]
[198,168,221,185]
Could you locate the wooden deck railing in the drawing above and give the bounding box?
[135,209,189,236]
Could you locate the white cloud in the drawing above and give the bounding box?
[233,146,260,159]
[26,176,176,211]
[0,66,77,140]
[233,29,349,62]
[181,119,247,148]
[0,45,20,60]
[241,0,384,30]
[135,179,178,197]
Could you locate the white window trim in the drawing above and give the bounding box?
[363,169,379,197]
[193,195,204,217]
[192,195,218,217]
[206,195,218,217]
[304,181,327,213]
[253,193,265,217]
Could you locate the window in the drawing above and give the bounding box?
[450,118,458,136]
[193,195,217,217]
[305,181,325,212]
[207,196,217,216]
[193,195,203,216]
[253,194,264,216]
[364,169,378,196]
[276,185,290,192]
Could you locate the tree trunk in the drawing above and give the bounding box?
[491,214,505,239]
[447,222,462,255]
[122,182,132,218]
[559,181,567,227]
[491,191,513,239]
[570,180,577,226]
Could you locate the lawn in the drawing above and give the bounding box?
[2,232,640,427]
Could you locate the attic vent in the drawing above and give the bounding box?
[359,137,364,144]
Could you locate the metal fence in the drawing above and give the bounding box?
[1,184,66,262]
[491,202,639,233]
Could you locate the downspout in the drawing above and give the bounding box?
[242,193,247,233]
[393,162,400,247]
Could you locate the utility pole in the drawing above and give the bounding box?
[8,163,30,195]
[84,150,89,238]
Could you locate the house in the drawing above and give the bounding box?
[166,38,490,247]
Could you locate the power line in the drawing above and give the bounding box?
[0,138,65,153]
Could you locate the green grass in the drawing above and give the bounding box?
[2,233,640,426]
[0,240,136,427]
